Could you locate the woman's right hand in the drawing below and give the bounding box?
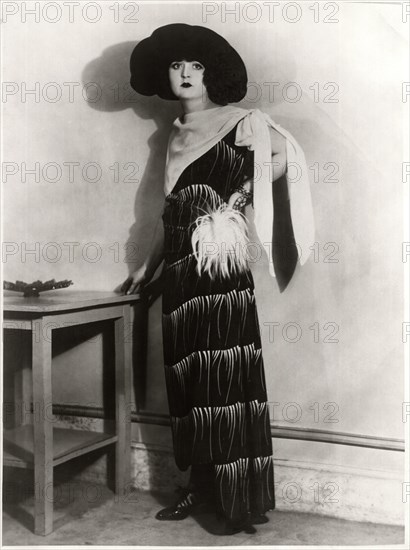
[121,266,149,295]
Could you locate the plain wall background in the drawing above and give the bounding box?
[2,2,406,468]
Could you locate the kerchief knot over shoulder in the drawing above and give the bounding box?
[164,106,315,280]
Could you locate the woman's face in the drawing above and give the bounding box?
[168,60,208,101]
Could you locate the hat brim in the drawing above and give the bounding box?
[130,23,247,102]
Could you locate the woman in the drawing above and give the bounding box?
[122,23,314,534]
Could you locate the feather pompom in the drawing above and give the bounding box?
[191,204,250,279]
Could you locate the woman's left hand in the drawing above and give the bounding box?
[227,179,252,210]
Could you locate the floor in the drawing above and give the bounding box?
[1,478,405,547]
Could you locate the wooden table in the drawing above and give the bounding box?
[2,291,140,536]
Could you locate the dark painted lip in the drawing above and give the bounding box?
[181,83,192,88]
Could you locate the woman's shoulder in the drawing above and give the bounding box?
[268,125,287,155]
[222,122,251,152]
[254,109,287,154]
[232,107,287,156]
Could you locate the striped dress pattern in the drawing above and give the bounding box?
[161,125,275,521]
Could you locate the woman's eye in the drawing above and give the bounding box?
[170,61,203,70]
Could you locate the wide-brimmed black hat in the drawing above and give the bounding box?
[129,23,247,104]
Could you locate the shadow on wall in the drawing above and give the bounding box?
[82,40,180,279]
[81,42,180,491]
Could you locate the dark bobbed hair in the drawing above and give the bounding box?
[130,24,248,105]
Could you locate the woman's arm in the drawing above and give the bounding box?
[121,207,165,295]
[227,127,287,209]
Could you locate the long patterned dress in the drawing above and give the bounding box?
[161,124,275,523]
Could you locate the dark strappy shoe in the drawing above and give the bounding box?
[215,510,257,535]
[155,488,203,521]
[250,513,269,524]
[224,517,257,535]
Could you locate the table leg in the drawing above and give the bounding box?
[14,333,32,427]
[32,318,54,536]
[114,306,131,499]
